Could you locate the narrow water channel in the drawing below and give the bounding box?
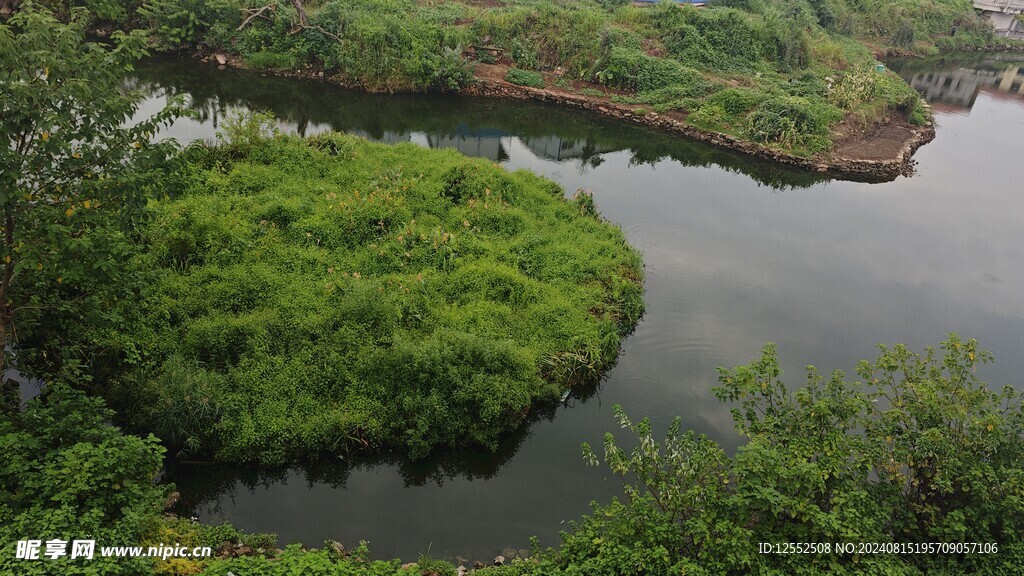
[142,54,1024,562]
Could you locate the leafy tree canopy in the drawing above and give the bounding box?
[0,3,180,398]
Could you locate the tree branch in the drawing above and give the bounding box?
[238,3,276,31]
[291,0,308,27]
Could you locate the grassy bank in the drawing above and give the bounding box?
[38,0,1020,157]
[94,122,643,464]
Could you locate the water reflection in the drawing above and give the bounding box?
[891,53,1024,114]
[4,368,43,406]
[146,55,1024,562]
[132,59,825,189]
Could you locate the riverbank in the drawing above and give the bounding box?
[57,0,991,180]
[200,51,935,181]
[465,63,936,181]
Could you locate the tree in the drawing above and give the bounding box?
[0,4,180,405]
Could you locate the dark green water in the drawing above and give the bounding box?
[140,54,1024,562]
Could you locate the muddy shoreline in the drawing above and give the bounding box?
[197,52,936,182]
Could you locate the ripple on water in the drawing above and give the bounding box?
[622,221,769,373]
[624,222,769,291]
[623,222,689,281]
[613,372,702,407]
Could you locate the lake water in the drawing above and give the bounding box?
[139,54,1024,562]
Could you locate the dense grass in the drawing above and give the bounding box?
[104,127,643,464]
[505,67,546,88]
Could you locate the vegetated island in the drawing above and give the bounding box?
[48,0,1024,179]
[96,126,644,465]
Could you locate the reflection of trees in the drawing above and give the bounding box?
[132,57,826,190]
[167,400,562,514]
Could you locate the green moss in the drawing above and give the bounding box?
[115,132,644,464]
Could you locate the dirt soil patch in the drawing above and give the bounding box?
[473,62,509,84]
[832,114,919,162]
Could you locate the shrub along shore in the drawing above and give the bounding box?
[39,0,1024,178]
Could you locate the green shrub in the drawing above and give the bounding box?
[764,20,811,71]
[827,69,876,109]
[873,71,925,114]
[688,103,730,129]
[747,95,841,152]
[599,25,644,53]
[482,335,1024,575]
[120,356,226,458]
[37,0,135,24]
[706,86,764,116]
[509,38,542,71]
[472,4,605,79]
[598,47,708,93]
[0,390,464,574]
[406,46,473,91]
[215,110,281,154]
[655,6,768,72]
[890,19,916,48]
[138,0,240,51]
[0,387,167,575]
[505,68,545,88]
[477,49,497,64]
